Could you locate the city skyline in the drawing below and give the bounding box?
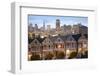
[28,15,88,60]
[28,15,88,28]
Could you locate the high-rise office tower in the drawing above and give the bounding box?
[56,19,60,31]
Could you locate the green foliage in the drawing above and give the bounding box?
[30,53,41,60]
[56,51,65,59]
[68,51,77,59]
[81,51,88,58]
[44,52,54,60]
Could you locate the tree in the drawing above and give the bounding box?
[44,52,54,60]
[31,52,41,60]
[68,51,77,59]
[72,34,81,57]
[56,51,65,59]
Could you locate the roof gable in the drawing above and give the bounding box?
[54,37,64,43]
[42,37,53,45]
[30,39,41,45]
[66,35,75,41]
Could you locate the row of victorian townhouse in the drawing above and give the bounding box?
[28,34,88,59]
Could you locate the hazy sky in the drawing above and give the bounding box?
[28,15,88,28]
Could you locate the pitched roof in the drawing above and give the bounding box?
[29,37,46,45]
[29,34,88,44]
[65,34,75,41]
[50,35,66,42]
[72,34,81,41]
[36,37,46,43]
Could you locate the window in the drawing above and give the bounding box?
[49,45,50,49]
[58,39,60,42]
[49,41,50,43]
[35,40,37,44]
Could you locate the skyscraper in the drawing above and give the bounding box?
[28,23,34,32]
[43,20,45,31]
[35,24,38,30]
[47,25,51,32]
[56,19,60,31]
